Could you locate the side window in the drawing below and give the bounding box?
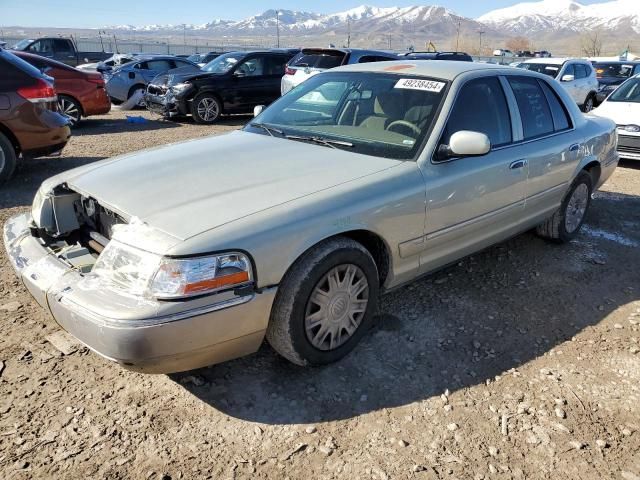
[53,39,72,53]
[236,57,265,77]
[508,76,555,140]
[264,55,287,75]
[574,64,587,79]
[563,63,575,79]
[28,39,53,53]
[441,77,512,149]
[358,55,394,63]
[146,60,173,71]
[538,80,572,132]
[134,62,147,70]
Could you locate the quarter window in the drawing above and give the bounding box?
[574,64,588,79]
[441,77,512,148]
[508,76,554,139]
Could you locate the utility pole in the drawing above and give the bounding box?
[388,34,392,50]
[456,20,461,52]
[347,18,351,48]
[183,24,186,47]
[276,10,280,48]
[478,30,485,56]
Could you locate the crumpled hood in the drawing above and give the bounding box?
[62,131,400,240]
[150,65,205,87]
[592,101,640,126]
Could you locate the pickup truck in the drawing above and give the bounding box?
[12,37,111,67]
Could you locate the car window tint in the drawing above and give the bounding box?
[538,80,571,132]
[358,55,394,63]
[508,76,555,140]
[563,64,575,78]
[574,64,587,79]
[53,39,72,52]
[134,62,147,69]
[236,57,264,77]
[442,76,512,148]
[265,55,288,75]
[29,39,54,53]
[292,53,345,69]
[146,60,172,71]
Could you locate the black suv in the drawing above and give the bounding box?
[145,49,298,124]
[401,51,473,62]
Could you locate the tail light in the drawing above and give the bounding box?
[285,66,296,76]
[17,79,57,103]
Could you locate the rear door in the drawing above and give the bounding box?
[574,63,590,104]
[505,75,582,221]
[419,75,528,273]
[228,54,268,111]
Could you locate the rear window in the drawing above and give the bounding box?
[291,52,345,69]
[519,63,560,78]
[0,51,42,90]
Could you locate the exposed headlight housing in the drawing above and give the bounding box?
[621,124,640,133]
[170,82,192,95]
[92,240,253,300]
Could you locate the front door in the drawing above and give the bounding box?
[419,75,528,273]
[229,55,269,111]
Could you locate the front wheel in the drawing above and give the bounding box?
[582,94,595,113]
[266,237,380,366]
[0,132,17,186]
[536,171,593,243]
[191,93,221,124]
[58,95,82,127]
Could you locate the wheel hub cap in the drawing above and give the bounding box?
[304,264,369,351]
[565,183,589,233]
[197,98,218,121]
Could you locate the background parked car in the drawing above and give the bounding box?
[534,50,552,58]
[591,74,640,161]
[400,51,473,62]
[187,52,226,67]
[77,53,137,73]
[105,55,200,104]
[14,51,111,126]
[493,49,515,57]
[592,61,640,104]
[516,50,534,57]
[518,58,599,111]
[145,50,297,123]
[281,48,399,95]
[0,48,70,184]
[12,37,111,67]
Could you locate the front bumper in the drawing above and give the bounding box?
[3,213,276,374]
[618,133,640,161]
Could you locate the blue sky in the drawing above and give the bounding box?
[0,0,606,28]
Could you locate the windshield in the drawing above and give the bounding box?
[608,78,640,103]
[593,63,636,79]
[519,63,560,78]
[13,39,33,50]
[245,72,448,160]
[201,52,244,73]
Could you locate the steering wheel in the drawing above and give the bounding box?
[386,120,421,137]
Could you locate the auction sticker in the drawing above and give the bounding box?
[394,78,445,93]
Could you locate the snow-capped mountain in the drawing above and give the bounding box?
[478,0,640,35]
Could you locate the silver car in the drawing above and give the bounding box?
[4,61,618,373]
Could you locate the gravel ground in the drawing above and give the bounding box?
[1,109,639,480]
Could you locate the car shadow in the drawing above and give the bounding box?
[171,191,640,424]
[72,117,181,136]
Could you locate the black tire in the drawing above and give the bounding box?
[266,237,380,366]
[0,132,18,186]
[536,171,593,243]
[190,93,221,124]
[57,95,82,127]
[582,94,595,113]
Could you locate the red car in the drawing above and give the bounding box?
[13,51,111,126]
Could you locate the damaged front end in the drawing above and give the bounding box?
[144,73,193,117]
[3,184,273,373]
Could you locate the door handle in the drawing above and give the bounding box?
[509,159,527,170]
[569,143,580,152]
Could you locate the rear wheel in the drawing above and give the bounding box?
[582,94,595,113]
[266,237,379,366]
[191,93,221,124]
[0,132,18,186]
[58,95,82,127]
[536,171,593,243]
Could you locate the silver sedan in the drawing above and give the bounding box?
[4,61,618,373]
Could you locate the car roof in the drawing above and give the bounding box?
[332,60,511,80]
[301,47,393,55]
[523,57,588,65]
[592,60,640,64]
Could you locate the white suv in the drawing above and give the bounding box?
[518,58,599,112]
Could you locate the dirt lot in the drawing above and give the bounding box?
[0,109,639,480]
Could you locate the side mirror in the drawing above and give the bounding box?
[438,131,491,160]
[253,105,265,117]
[561,74,575,82]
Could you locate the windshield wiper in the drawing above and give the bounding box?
[250,122,284,137]
[285,134,354,149]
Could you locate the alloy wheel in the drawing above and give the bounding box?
[304,264,370,351]
[565,183,589,233]
[584,97,594,112]
[58,97,80,125]
[196,97,219,122]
